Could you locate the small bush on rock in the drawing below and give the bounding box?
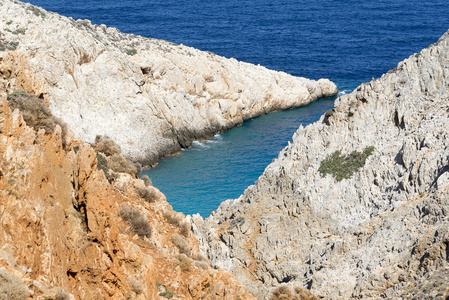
[93,135,121,156]
[0,268,31,299]
[171,234,190,255]
[7,91,68,144]
[141,175,152,186]
[318,146,375,181]
[108,153,138,176]
[137,186,158,203]
[118,205,152,238]
[54,288,70,300]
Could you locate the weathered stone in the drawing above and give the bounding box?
[194,30,449,299]
[0,0,337,166]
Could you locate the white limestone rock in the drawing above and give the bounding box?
[194,30,449,298]
[0,0,337,165]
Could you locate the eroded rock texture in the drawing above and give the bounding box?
[194,30,449,299]
[0,95,256,299]
[0,0,337,165]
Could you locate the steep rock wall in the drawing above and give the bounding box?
[0,0,337,165]
[0,95,256,299]
[193,30,449,299]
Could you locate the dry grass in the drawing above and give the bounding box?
[118,205,152,238]
[270,285,318,300]
[194,260,209,270]
[141,175,152,187]
[7,91,68,147]
[0,268,31,300]
[177,255,192,272]
[137,186,158,203]
[129,277,144,295]
[108,153,138,176]
[163,211,190,237]
[171,234,190,255]
[93,135,121,156]
[54,288,70,300]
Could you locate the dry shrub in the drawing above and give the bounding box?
[171,234,190,255]
[141,175,152,186]
[118,205,152,238]
[137,186,158,203]
[194,260,209,270]
[7,91,68,146]
[129,277,144,295]
[293,287,318,300]
[163,211,190,237]
[177,255,192,272]
[54,288,70,300]
[270,285,293,300]
[108,153,138,176]
[0,268,31,300]
[93,135,121,156]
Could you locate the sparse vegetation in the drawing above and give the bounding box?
[159,290,174,299]
[194,260,209,270]
[141,175,152,186]
[125,48,137,56]
[318,146,375,181]
[54,288,70,300]
[171,233,190,255]
[96,153,109,174]
[177,255,192,272]
[128,277,144,295]
[323,109,335,125]
[7,91,68,144]
[27,6,46,18]
[164,211,190,237]
[0,40,19,51]
[108,153,138,175]
[93,136,139,178]
[93,135,121,156]
[270,285,292,300]
[118,205,152,238]
[137,186,158,203]
[0,268,31,300]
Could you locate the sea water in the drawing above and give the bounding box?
[25,0,449,216]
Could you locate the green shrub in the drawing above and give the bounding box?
[318,146,375,181]
[118,205,152,238]
[7,91,68,144]
[159,290,174,299]
[0,269,31,300]
[125,48,137,56]
[27,6,46,18]
[96,153,109,174]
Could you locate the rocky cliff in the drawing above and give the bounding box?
[193,30,449,298]
[0,0,337,166]
[0,93,256,299]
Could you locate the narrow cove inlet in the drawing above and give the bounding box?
[141,95,339,217]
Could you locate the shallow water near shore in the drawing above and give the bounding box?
[25,0,449,216]
[141,96,336,216]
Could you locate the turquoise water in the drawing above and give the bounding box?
[141,96,336,217]
[25,0,448,217]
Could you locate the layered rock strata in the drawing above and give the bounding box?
[0,0,337,165]
[0,95,256,299]
[193,30,449,299]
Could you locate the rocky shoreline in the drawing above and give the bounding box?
[0,0,337,166]
[193,30,449,299]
